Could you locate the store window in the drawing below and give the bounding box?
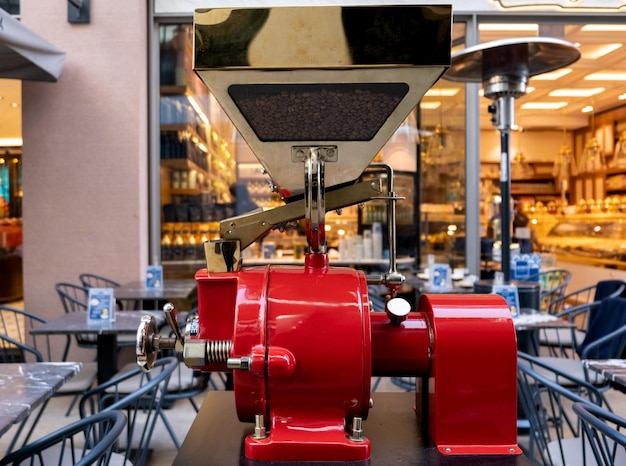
[158,23,273,276]
[157,16,464,275]
[476,20,626,268]
[419,22,467,269]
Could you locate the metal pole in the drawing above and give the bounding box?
[500,130,511,283]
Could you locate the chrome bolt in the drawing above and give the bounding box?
[350,417,365,442]
[227,356,251,371]
[253,414,267,439]
[369,398,374,409]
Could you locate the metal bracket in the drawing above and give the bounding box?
[68,0,90,24]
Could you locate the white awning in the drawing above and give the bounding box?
[0,9,65,82]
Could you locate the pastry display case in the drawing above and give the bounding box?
[537,214,626,269]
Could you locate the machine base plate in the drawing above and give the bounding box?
[174,391,531,465]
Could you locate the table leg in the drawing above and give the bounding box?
[97,334,119,384]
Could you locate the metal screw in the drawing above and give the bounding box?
[350,417,365,442]
[253,414,267,439]
[227,356,250,371]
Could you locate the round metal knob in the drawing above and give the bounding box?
[386,297,411,326]
[136,314,159,372]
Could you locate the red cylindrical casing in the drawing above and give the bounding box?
[370,311,431,376]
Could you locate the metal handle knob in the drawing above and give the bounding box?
[136,313,176,372]
[136,314,159,372]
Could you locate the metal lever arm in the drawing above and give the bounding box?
[220,179,383,250]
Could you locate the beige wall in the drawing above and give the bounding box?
[20,1,149,360]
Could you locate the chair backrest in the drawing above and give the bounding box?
[79,273,121,289]
[577,297,626,359]
[530,269,572,312]
[594,280,626,301]
[547,280,626,316]
[78,356,178,466]
[55,282,90,314]
[55,283,97,348]
[517,356,605,466]
[0,410,127,466]
[573,402,626,466]
[0,305,71,362]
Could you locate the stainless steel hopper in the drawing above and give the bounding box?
[193,5,451,196]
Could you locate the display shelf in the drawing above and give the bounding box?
[161,158,207,175]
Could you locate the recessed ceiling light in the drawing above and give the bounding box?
[581,105,594,113]
[521,102,568,110]
[549,88,605,97]
[424,88,459,97]
[619,93,626,101]
[479,23,538,32]
[10,102,19,108]
[421,102,441,109]
[579,43,622,60]
[582,24,626,32]
[0,138,23,146]
[585,71,626,81]
[531,68,573,81]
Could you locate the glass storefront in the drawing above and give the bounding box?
[151,6,626,275]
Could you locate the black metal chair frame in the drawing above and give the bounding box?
[573,402,626,466]
[78,356,178,466]
[0,305,97,454]
[0,410,127,466]
[518,352,607,465]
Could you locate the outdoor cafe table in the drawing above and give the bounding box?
[513,312,576,356]
[114,279,197,310]
[0,362,81,437]
[31,311,165,384]
[583,359,626,394]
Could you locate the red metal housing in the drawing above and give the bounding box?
[193,254,521,461]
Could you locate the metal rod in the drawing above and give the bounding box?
[500,129,511,283]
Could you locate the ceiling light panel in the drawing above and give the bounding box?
[531,68,573,81]
[582,24,626,32]
[478,23,538,32]
[521,102,568,110]
[585,71,626,81]
[579,43,622,60]
[549,88,605,97]
[424,88,459,97]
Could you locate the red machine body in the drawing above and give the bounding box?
[192,253,521,462]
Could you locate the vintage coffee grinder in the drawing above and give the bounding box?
[137,5,522,463]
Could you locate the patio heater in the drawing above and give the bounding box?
[444,38,580,283]
[136,6,526,463]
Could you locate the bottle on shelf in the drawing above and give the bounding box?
[161,226,173,262]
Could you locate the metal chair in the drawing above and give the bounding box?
[528,269,572,313]
[0,305,98,453]
[0,410,127,466]
[114,308,216,449]
[55,282,97,350]
[546,280,626,316]
[78,356,178,466]
[540,280,626,355]
[56,282,135,349]
[79,273,137,311]
[527,297,626,401]
[78,273,121,289]
[517,353,608,465]
[573,402,626,466]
